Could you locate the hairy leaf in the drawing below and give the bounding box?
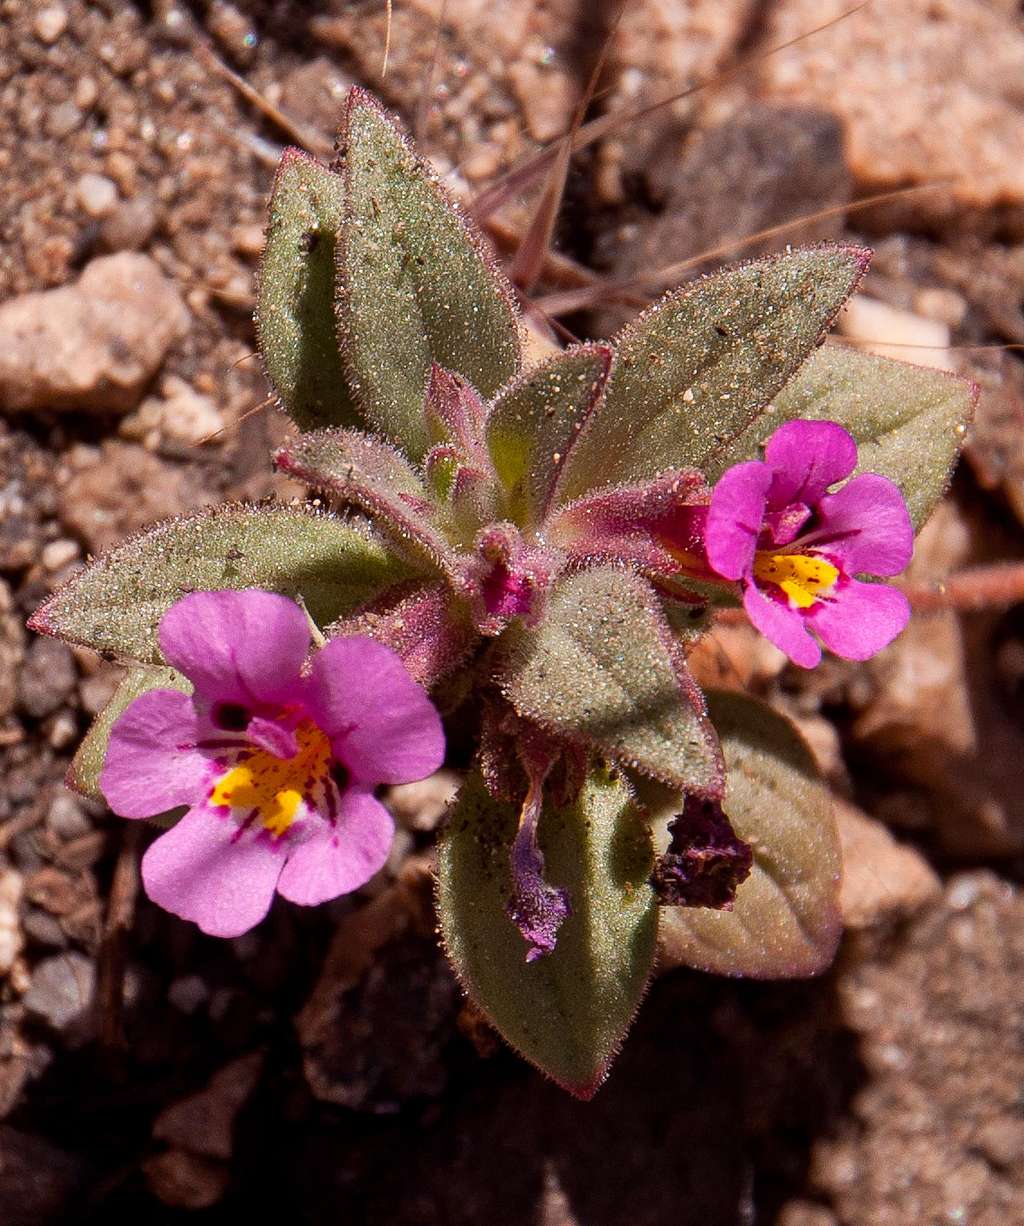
[486,344,612,528]
[256,149,360,431]
[557,246,870,503]
[502,567,722,794]
[715,344,977,529]
[337,89,521,461]
[437,767,657,1097]
[30,507,412,663]
[275,429,456,574]
[659,691,841,979]
[67,664,191,801]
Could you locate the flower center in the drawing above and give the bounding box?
[209,720,333,838]
[752,552,839,609]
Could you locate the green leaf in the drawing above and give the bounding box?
[337,89,521,461]
[437,767,657,1097]
[502,566,723,794]
[30,506,413,664]
[485,344,612,529]
[256,149,361,431]
[67,664,191,801]
[557,245,870,503]
[659,690,841,979]
[276,429,456,575]
[714,343,977,530]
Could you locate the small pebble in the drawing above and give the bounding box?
[74,76,99,110]
[34,6,69,44]
[100,196,159,252]
[23,951,96,1034]
[76,174,118,219]
[168,975,210,1015]
[47,102,83,140]
[41,539,79,571]
[45,710,78,750]
[0,870,25,977]
[47,791,91,841]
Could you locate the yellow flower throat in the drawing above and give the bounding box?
[752,552,838,609]
[210,720,333,838]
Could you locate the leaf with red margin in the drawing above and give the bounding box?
[556,245,872,504]
[546,468,709,580]
[336,89,521,462]
[29,506,410,664]
[327,580,477,689]
[658,690,842,979]
[716,343,978,532]
[485,344,613,529]
[275,429,457,578]
[255,149,360,431]
[500,566,723,795]
[437,766,657,1098]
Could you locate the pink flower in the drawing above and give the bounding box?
[100,590,444,937]
[705,420,913,668]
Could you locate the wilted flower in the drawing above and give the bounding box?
[703,420,913,668]
[100,589,444,937]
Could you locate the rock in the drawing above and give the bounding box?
[17,638,76,720]
[46,792,91,841]
[815,874,1024,1223]
[0,581,25,721]
[40,538,79,572]
[0,1127,83,1226]
[143,1149,230,1210]
[386,769,461,832]
[298,858,460,1109]
[153,1053,263,1160]
[21,909,67,951]
[0,253,188,413]
[761,0,1024,222]
[33,6,68,44]
[851,502,1024,855]
[963,352,1024,526]
[23,951,95,1034]
[687,618,788,693]
[596,104,850,314]
[507,61,577,143]
[835,800,940,929]
[0,871,24,978]
[75,173,118,219]
[835,296,953,370]
[119,374,223,447]
[59,439,211,554]
[100,195,160,252]
[278,57,353,135]
[597,0,757,192]
[24,867,92,919]
[167,975,209,1015]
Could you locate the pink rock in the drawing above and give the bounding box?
[0,253,188,413]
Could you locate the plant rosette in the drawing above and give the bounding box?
[30,88,977,1097]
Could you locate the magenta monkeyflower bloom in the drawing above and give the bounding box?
[705,420,913,669]
[100,590,445,937]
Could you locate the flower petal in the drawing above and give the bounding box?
[307,636,445,785]
[764,420,857,507]
[706,461,772,580]
[276,789,393,906]
[809,579,910,661]
[141,805,286,937]
[100,690,213,818]
[159,590,310,706]
[815,473,914,577]
[743,581,821,669]
[246,716,298,759]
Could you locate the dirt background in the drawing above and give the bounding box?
[1,1,1023,1223]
